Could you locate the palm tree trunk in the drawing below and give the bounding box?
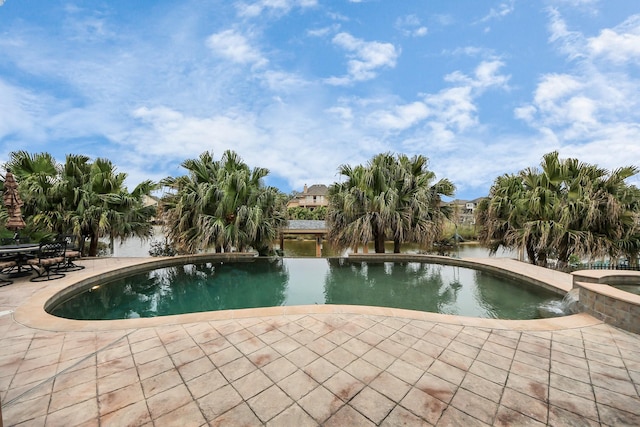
[89,234,100,257]
[526,238,537,265]
[374,230,385,253]
[394,238,401,253]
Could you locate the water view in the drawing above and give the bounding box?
[110,226,515,258]
[50,258,560,321]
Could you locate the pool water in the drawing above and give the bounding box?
[49,258,562,320]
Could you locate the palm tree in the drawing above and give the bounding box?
[327,152,455,254]
[327,162,389,253]
[390,154,455,253]
[5,151,157,256]
[477,151,640,266]
[160,150,287,255]
[5,151,60,220]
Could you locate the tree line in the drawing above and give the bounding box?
[477,151,640,267]
[1,151,155,256]
[2,149,639,267]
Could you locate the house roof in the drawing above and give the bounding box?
[306,184,328,195]
[446,197,487,206]
[294,184,328,197]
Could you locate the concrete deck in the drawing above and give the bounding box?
[1,257,639,426]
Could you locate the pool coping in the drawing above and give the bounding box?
[571,269,640,334]
[14,253,602,332]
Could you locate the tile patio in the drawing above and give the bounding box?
[0,257,638,426]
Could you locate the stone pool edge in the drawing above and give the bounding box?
[14,254,602,332]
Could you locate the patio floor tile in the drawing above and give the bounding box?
[232,369,274,400]
[98,382,145,417]
[298,385,343,424]
[153,401,207,427]
[197,384,243,421]
[450,388,498,424]
[266,403,317,427]
[324,370,364,402]
[185,369,227,399]
[209,402,262,427]
[47,397,99,426]
[400,387,447,425]
[247,384,294,422]
[500,387,548,424]
[276,370,317,401]
[325,404,376,427]
[350,386,395,424]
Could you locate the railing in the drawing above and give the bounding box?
[544,260,640,272]
[574,262,640,271]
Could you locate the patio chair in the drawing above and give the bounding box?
[0,256,17,286]
[55,235,85,271]
[27,242,66,282]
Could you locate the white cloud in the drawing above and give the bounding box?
[235,0,317,18]
[260,70,311,92]
[395,15,428,37]
[533,74,582,108]
[326,106,354,122]
[130,106,265,157]
[357,60,509,144]
[307,24,340,37]
[548,0,599,8]
[515,9,640,178]
[368,102,430,130]
[0,79,42,141]
[444,60,510,91]
[125,102,380,192]
[547,8,587,59]
[206,29,268,67]
[326,32,399,85]
[587,15,640,63]
[478,0,515,23]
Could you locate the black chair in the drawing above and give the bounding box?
[56,235,85,271]
[27,242,66,282]
[0,256,17,286]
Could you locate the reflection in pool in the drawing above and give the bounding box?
[49,258,562,320]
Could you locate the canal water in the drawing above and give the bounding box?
[109,226,514,258]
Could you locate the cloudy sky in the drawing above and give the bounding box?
[1,0,639,199]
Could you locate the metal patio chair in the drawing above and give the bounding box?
[56,235,85,271]
[27,241,66,282]
[0,256,17,286]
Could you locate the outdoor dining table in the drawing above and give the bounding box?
[0,243,40,276]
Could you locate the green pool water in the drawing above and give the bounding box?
[49,258,562,320]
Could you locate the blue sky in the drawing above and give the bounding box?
[1,0,639,199]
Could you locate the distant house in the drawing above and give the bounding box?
[287,184,329,211]
[447,197,486,225]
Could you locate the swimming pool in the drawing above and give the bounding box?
[49,257,563,320]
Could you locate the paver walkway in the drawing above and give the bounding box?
[1,258,639,426]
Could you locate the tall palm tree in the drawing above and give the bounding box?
[5,151,157,256]
[390,154,455,253]
[327,162,389,253]
[5,151,60,220]
[327,152,455,254]
[477,151,640,266]
[160,150,287,255]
